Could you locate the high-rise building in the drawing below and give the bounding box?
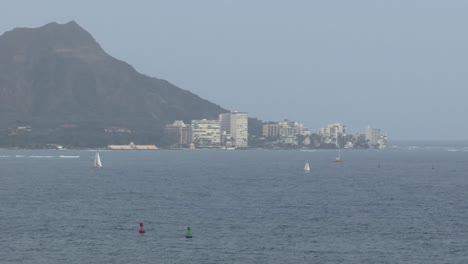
[278,120,305,137]
[263,120,306,143]
[164,120,192,147]
[365,126,387,149]
[320,123,346,138]
[219,113,231,136]
[262,123,280,139]
[219,111,248,147]
[191,119,221,147]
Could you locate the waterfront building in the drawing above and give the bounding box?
[219,111,248,147]
[281,135,298,145]
[299,129,312,136]
[191,119,221,147]
[262,123,280,139]
[219,113,230,139]
[263,119,307,144]
[221,131,234,147]
[278,120,304,138]
[365,126,387,149]
[164,120,192,147]
[278,121,295,137]
[320,123,346,138]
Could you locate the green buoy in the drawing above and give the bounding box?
[185,226,193,238]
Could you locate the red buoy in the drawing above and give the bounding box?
[139,223,145,234]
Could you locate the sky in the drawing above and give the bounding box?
[1,0,468,140]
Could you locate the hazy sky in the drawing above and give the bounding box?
[1,0,468,140]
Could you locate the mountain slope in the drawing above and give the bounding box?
[0,21,226,147]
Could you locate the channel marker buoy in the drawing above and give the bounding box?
[139,223,145,234]
[185,226,192,238]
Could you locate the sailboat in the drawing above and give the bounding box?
[334,146,344,162]
[94,151,103,168]
[304,162,310,173]
[335,131,343,162]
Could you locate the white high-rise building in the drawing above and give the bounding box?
[262,120,306,144]
[365,126,387,149]
[278,120,304,138]
[320,123,346,138]
[219,112,248,147]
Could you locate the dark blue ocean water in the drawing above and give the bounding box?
[1,148,468,263]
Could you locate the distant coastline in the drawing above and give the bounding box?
[3,140,468,151]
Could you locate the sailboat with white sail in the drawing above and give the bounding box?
[94,151,103,168]
[335,146,343,162]
[335,131,343,162]
[304,162,310,173]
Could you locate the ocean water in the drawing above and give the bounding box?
[1,148,468,263]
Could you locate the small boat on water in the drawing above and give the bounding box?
[94,151,103,168]
[304,162,310,173]
[59,155,80,158]
[334,147,344,163]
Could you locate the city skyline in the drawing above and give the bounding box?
[164,111,386,149]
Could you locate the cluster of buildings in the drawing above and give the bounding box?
[262,120,387,149]
[164,112,387,149]
[262,120,310,145]
[318,123,346,144]
[365,126,388,149]
[164,111,248,149]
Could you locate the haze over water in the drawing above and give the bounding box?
[1,147,467,263]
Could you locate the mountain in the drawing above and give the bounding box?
[0,21,226,147]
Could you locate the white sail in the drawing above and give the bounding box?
[336,137,341,161]
[304,162,310,172]
[335,146,343,162]
[94,151,103,168]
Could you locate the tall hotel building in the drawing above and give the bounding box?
[219,111,248,148]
